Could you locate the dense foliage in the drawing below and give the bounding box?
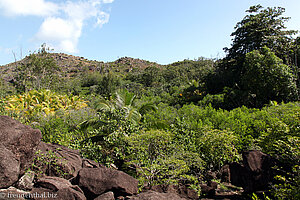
[0,4,299,199]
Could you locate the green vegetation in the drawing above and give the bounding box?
[0,4,299,199]
[3,89,87,122]
[32,150,71,179]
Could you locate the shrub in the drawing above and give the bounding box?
[196,129,241,170]
[126,129,204,190]
[4,89,88,122]
[33,108,97,146]
[198,93,225,109]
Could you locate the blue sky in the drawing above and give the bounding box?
[0,0,299,65]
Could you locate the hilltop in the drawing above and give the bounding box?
[0,53,162,82]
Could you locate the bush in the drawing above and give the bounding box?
[126,129,204,189]
[198,93,225,109]
[196,129,241,170]
[33,108,97,146]
[4,89,88,122]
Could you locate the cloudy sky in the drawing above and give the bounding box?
[0,0,299,65]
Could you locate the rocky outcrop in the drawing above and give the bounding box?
[35,142,83,179]
[74,167,138,199]
[0,116,41,188]
[0,116,140,200]
[32,176,86,200]
[223,150,275,193]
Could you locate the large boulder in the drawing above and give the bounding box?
[228,150,275,193]
[35,142,83,179]
[0,116,42,188]
[0,144,20,188]
[74,167,138,199]
[32,176,86,200]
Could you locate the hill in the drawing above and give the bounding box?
[0,53,162,82]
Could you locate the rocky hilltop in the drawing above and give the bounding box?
[0,53,161,82]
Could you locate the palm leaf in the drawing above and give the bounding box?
[94,98,115,112]
[138,103,158,116]
[126,106,142,124]
[115,89,136,108]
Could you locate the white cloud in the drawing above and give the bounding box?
[102,0,114,3]
[0,0,114,53]
[0,0,58,16]
[36,17,82,53]
[95,11,110,28]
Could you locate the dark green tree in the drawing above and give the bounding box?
[224,5,297,63]
[141,66,162,87]
[242,47,298,106]
[206,5,298,101]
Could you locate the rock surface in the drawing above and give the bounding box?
[74,167,138,199]
[94,191,115,200]
[229,150,275,193]
[149,184,199,200]
[16,171,35,191]
[32,176,86,200]
[0,116,41,188]
[129,191,186,200]
[36,142,83,179]
[0,144,20,188]
[82,158,105,168]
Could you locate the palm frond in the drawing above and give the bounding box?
[126,107,142,125]
[94,98,115,112]
[138,102,158,116]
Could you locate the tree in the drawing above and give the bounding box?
[14,44,59,92]
[205,5,298,100]
[141,66,162,87]
[290,37,300,92]
[224,5,297,63]
[242,47,298,107]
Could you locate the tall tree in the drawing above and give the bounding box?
[206,5,298,96]
[224,5,297,63]
[242,46,298,107]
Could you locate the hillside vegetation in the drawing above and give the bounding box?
[0,5,299,199]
